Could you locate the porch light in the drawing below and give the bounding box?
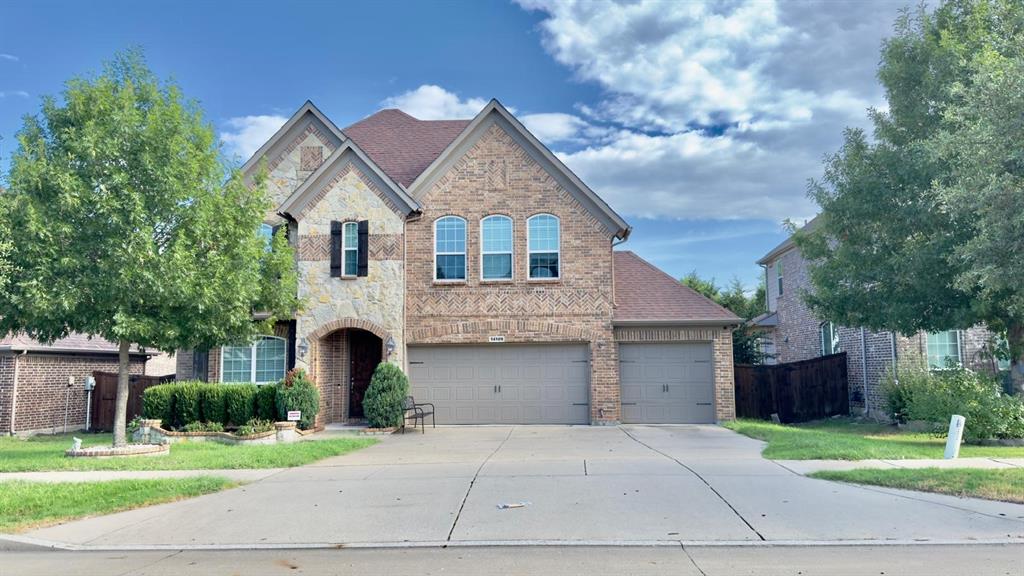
[297,337,309,360]
[385,336,396,357]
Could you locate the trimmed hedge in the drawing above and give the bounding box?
[363,363,409,429]
[143,381,285,430]
[256,383,277,421]
[142,384,174,426]
[172,382,203,429]
[276,369,319,430]
[199,385,226,425]
[224,384,258,427]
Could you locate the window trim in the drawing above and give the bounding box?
[341,221,359,278]
[527,213,561,281]
[926,330,962,370]
[433,215,468,282]
[820,322,840,356]
[219,335,287,385]
[480,214,514,282]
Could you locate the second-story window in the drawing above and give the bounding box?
[776,261,784,296]
[342,222,358,277]
[434,216,467,281]
[259,223,274,251]
[481,215,513,280]
[528,214,560,279]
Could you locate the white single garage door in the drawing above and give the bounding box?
[619,342,716,424]
[408,344,590,424]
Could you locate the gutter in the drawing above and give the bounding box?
[0,346,151,358]
[613,318,742,328]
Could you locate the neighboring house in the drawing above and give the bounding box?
[1,333,149,435]
[177,100,740,426]
[753,217,1005,415]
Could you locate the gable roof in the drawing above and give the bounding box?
[407,100,631,240]
[239,100,346,177]
[0,333,150,355]
[613,251,741,325]
[343,109,469,188]
[277,138,420,218]
[756,215,820,266]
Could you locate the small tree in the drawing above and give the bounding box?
[363,363,410,428]
[0,50,298,446]
[682,272,770,365]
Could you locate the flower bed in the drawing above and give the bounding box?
[65,443,170,458]
[133,419,312,446]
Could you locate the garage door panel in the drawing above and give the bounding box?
[620,343,716,424]
[409,344,590,424]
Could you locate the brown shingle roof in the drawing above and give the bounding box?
[343,109,470,188]
[0,332,149,355]
[614,251,741,324]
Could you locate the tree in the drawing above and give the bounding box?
[798,0,1024,392]
[681,272,769,364]
[0,50,299,445]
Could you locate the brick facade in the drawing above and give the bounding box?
[405,122,622,423]
[1,352,145,435]
[764,245,1000,415]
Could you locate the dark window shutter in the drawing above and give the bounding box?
[357,220,369,277]
[192,349,209,382]
[286,319,297,370]
[330,221,342,277]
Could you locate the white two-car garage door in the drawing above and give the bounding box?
[619,342,716,424]
[408,344,590,424]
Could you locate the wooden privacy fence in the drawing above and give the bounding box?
[90,371,174,431]
[734,352,849,423]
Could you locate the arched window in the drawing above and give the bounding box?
[434,216,467,281]
[481,215,513,280]
[820,322,840,356]
[342,221,359,277]
[222,336,287,384]
[528,214,560,279]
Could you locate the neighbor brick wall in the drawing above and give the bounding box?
[405,121,620,423]
[613,326,736,421]
[0,355,14,433]
[8,354,145,435]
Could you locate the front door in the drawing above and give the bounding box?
[349,331,382,419]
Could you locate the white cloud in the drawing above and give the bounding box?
[0,54,17,62]
[0,90,29,98]
[381,85,489,120]
[219,115,288,161]
[519,112,612,144]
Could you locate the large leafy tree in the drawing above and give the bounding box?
[1,51,298,445]
[798,0,1024,391]
[682,272,768,364]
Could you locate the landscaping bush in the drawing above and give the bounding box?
[276,369,319,430]
[199,385,226,425]
[883,366,1024,442]
[362,362,409,429]
[235,418,274,436]
[181,421,225,433]
[255,383,278,421]
[171,381,204,429]
[142,384,174,426]
[224,384,258,427]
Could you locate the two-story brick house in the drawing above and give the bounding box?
[177,100,740,426]
[754,217,1005,415]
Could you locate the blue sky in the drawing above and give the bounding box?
[0,0,908,289]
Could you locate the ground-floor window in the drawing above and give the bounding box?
[820,322,840,356]
[221,336,287,384]
[926,330,961,370]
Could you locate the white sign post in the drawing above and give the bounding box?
[944,414,966,460]
[287,410,301,422]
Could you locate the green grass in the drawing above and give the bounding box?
[0,433,377,472]
[0,477,236,532]
[810,468,1024,504]
[724,418,1024,460]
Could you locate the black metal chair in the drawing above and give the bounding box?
[402,396,435,434]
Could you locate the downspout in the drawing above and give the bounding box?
[890,330,898,383]
[860,328,869,416]
[9,350,26,435]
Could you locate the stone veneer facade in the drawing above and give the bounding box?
[763,245,997,415]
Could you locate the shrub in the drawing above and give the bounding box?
[181,421,224,433]
[235,418,274,436]
[142,384,174,426]
[223,384,258,427]
[883,366,1024,442]
[276,369,319,430]
[171,382,204,429]
[362,362,409,429]
[199,385,226,425]
[255,383,278,421]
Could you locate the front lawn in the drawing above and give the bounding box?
[810,468,1024,504]
[0,433,377,472]
[0,477,236,532]
[724,418,1024,460]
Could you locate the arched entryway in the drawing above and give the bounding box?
[315,328,383,423]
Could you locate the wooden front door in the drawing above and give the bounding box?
[349,331,382,419]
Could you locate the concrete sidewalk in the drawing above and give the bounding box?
[0,469,284,483]
[13,425,1024,550]
[778,457,1024,475]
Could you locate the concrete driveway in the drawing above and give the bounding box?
[23,425,1024,548]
